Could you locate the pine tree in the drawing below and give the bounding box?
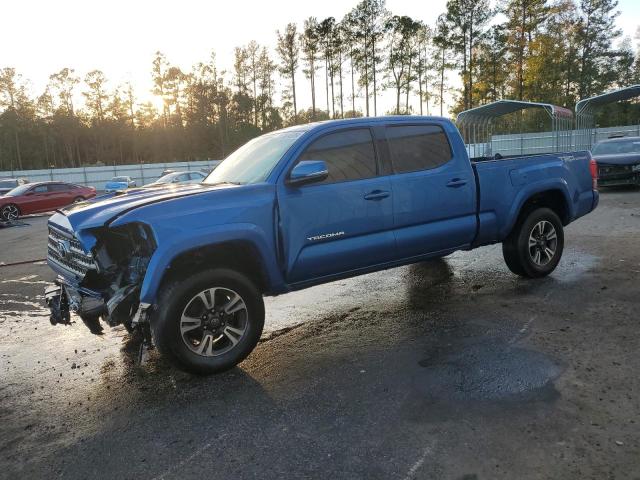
[276,23,300,123]
[300,18,320,120]
[576,0,622,98]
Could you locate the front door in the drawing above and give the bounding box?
[21,185,51,214]
[277,127,395,284]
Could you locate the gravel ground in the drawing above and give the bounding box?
[0,189,639,479]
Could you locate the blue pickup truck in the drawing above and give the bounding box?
[45,117,599,373]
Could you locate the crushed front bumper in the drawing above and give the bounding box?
[45,276,151,334]
[45,277,105,324]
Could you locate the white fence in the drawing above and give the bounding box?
[0,160,221,191]
[466,123,640,157]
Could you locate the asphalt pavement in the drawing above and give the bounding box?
[1,190,639,479]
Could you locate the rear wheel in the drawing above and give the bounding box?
[152,268,264,374]
[1,204,20,221]
[502,207,564,278]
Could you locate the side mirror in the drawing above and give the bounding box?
[287,160,328,187]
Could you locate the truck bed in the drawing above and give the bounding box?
[471,151,597,246]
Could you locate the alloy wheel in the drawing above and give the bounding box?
[179,287,249,357]
[528,220,557,266]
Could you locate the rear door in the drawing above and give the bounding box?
[385,123,477,258]
[278,127,395,284]
[48,183,75,209]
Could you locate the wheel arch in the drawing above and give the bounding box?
[504,186,572,238]
[160,240,270,294]
[139,224,284,305]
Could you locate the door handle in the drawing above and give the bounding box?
[446,178,467,188]
[364,190,390,200]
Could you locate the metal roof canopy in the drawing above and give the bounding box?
[456,100,574,159]
[457,100,573,125]
[575,85,640,150]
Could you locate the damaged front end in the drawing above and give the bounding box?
[46,221,155,340]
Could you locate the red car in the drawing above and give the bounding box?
[0,182,96,221]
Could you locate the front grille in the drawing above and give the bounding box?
[47,226,96,278]
[598,164,632,176]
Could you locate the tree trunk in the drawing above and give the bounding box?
[440,47,445,117]
[338,49,344,118]
[418,54,423,115]
[291,64,297,121]
[14,128,22,170]
[372,36,377,116]
[364,36,370,117]
[311,61,316,120]
[406,54,412,113]
[325,55,330,113]
[350,48,356,114]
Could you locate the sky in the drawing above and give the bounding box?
[2,0,639,117]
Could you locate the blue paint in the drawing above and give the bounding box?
[48,116,598,304]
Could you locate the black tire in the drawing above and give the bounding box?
[152,268,264,374]
[73,196,85,203]
[502,207,564,278]
[1,203,20,221]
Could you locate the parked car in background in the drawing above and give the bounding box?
[0,178,28,196]
[147,171,206,187]
[592,136,640,187]
[0,182,96,221]
[105,176,137,193]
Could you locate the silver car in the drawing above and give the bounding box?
[148,171,206,186]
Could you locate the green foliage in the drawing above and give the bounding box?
[0,0,638,171]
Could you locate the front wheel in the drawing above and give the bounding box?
[1,204,20,221]
[502,207,564,278]
[152,268,264,374]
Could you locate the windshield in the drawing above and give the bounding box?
[204,131,303,185]
[153,173,180,184]
[593,139,640,155]
[0,180,17,189]
[112,176,129,182]
[4,184,31,196]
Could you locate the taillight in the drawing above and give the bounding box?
[590,158,598,190]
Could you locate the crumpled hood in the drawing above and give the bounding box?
[52,183,237,231]
[593,153,640,166]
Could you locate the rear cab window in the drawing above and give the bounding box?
[386,124,452,174]
[297,128,378,184]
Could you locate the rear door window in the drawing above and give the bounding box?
[297,128,378,184]
[386,125,452,174]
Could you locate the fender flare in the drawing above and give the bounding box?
[138,223,283,304]
[500,180,574,239]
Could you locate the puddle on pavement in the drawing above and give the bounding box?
[416,338,562,403]
[405,322,564,423]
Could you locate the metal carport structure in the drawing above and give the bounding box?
[456,100,574,159]
[575,84,640,151]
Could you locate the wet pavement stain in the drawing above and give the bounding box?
[416,338,563,403]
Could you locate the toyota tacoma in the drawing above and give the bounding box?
[45,117,599,374]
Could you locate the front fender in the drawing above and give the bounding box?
[139,223,284,304]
